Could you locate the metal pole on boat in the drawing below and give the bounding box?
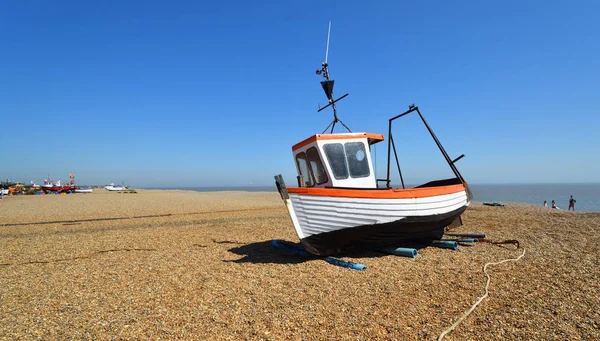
[385,106,419,188]
[415,108,465,184]
[389,135,405,189]
[316,22,351,134]
[386,121,392,188]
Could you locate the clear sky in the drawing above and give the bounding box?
[1,0,599,187]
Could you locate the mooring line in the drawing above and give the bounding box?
[437,248,527,341]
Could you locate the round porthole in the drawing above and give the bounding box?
[356,150,365,161]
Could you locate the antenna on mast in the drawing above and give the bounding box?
[325,21,331,64]
[316,21,351,134]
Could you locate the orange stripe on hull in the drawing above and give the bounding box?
[287,184,466,199]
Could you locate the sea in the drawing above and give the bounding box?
[468,183,600,212]
[148,183,600,212]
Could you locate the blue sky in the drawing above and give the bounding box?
[1,0,599,187]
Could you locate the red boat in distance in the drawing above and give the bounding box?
[41,179,65,193]
[41,173,77,193]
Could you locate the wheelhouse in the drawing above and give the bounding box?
[291,132,384,189]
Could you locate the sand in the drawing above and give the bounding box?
[0,190,598,340]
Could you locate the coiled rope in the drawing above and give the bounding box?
[437,248,526,341]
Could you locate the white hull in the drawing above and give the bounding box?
[75,188,93,193]
[0,189,7,195]
[287,190,469,239]
[105,186,126,191]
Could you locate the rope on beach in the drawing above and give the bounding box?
[480,239,520,249]
[437,248,526,341]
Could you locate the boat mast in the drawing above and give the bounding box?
[316,22,351,134]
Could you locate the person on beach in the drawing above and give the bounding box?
[568,195,576,211]
[551,200,559,209]
[543,200,547,207]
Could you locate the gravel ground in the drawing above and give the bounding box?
[0,190,598,340]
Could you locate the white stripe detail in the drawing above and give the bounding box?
[287,191,469,238]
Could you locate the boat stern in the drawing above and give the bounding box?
[274,174,307,242]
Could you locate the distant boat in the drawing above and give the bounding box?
[41,179,56,192]
[41,179,71,193]
[104,183,127,191]
[75,187,93,193]
[27,181,41,191]
[41,173,77,193]
[1,180,15,195]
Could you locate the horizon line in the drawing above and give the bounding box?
[141,182,600,188]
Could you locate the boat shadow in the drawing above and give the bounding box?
[226,240,310,265]
[226,240,429,265]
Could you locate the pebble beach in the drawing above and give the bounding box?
[0,190,598,340]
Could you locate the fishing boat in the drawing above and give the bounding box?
[62,173,76,192]
[104,183,127,191]
[41,173,76,193]
[41,179,63,193]
[75,187,93,193]
[26,181,41,191]
[1,180,14,196]
[274,29,471,256]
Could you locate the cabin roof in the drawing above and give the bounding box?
[292,132,385,151]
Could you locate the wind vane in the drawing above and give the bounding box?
[316,21,351,134]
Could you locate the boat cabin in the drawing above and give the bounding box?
[292,132,384,189]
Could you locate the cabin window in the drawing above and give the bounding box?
[323,143,349,180]
[306,147,328,184]
[295,152,315,187]
[345,142,370,178]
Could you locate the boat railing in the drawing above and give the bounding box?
[382,104,467,189]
